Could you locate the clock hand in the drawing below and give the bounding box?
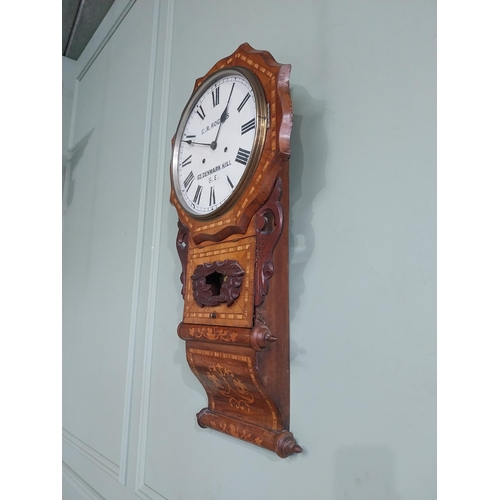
[182,139,211,146]
[211,82,235,150]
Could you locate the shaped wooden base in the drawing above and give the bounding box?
[177,330,301,458]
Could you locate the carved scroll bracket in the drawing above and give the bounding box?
[176,221,189,298]
[254,177,284,306]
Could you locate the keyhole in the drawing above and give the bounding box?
[205,271,225,296]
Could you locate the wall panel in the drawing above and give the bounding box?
[62,0,157,485]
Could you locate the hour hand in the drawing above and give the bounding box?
[219,104,229,124]
[219,83,235,123]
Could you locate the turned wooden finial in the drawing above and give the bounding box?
[276,432,302,458]
[265,333,278,343]
[250,324,277,350]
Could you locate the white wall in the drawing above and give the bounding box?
[63,1,436,499]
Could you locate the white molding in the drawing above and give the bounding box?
[135,0,175,498]
[118,0,162,486]
[64,0,136,219]
[63,463,107,500]
[76,0,137,81]
[63,1,176,497]
[63,0,162,487]
[136,484,169,500]
[62,462,107,500]
[62,430,120,480]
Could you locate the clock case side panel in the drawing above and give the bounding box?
[170,43,292,245]
[254,165,291,430]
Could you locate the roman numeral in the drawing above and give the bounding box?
[183,171,195,192]
[209,186,216,206]
[227,175,234,189]
[196,106,206,120]
[235,147,251,165]
[181,155,192,167]
[241,118,255,135]
[237,93,250,112]
[193,185,203,204]
[212,87,220,107]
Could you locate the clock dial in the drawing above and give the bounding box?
[172,68,266,218]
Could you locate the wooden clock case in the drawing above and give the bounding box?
[170,43,301,458]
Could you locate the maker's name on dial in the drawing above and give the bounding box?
[201,117,222,135]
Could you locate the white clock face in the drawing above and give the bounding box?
[172,68,266,218]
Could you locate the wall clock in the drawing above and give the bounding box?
[170,43,301,458]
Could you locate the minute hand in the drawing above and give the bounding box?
[211,82,235,150]
[182,139,211,146]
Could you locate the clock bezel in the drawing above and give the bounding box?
[171,66,267,220]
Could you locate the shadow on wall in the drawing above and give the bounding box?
[63,129,94,210]
[288,85,328,359]
[335,446,402,500]
[289,85,328,320]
